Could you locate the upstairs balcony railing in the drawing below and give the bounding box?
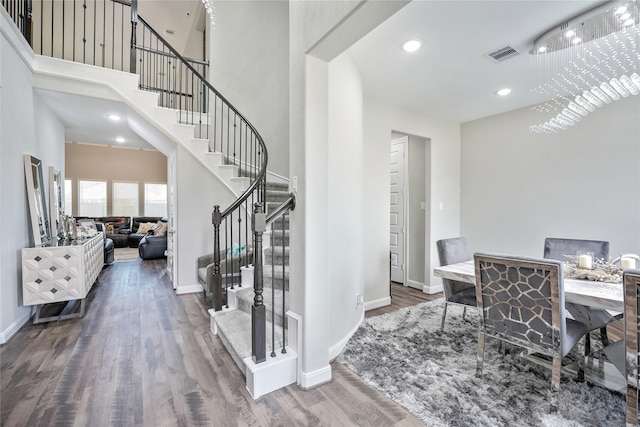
[0,0,297,365]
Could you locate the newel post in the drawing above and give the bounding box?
[129,0,138,74]
[252,203,266,363]
[211,205,223,311]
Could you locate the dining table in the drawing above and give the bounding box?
[433,260,624,312]
[433,260,627,392]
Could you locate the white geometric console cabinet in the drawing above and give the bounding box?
[22,233,104,323]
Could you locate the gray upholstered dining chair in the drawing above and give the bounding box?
[543,237,617,352]
[624,269,640,427]
[474,253,588,413]
[436,237,476,330]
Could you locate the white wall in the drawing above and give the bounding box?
[289,0,408,389]
[461,96,640,258]
[1,11,65,342]
[327,52,364,354]
[174,144,239,293]
[208,0,289,178]
[363,97,461,297]
[407,135,428,286]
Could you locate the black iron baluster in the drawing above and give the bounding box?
[224,214,228,298]
[101,0,105,67]
[281,212,287,354]
[129,0,137,73]
[270,220,276,358]
[92,0,96,65]
[111,0,114,68]
[82,0,86,63]
[229,211,234,290]
[48,0,52,55]
[61,0,64,59]
[25,0,31,47]
[237,212,242,286]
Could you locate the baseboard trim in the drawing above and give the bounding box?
[175,284,204,295]
[298,364,332,390]
[0,309,32,345]
[328,310,364,361]
[406,279,424,290]
[364,296,391,311]
[423,282,443,294]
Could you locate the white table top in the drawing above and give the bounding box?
[433,260,623,312]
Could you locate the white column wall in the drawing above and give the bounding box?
[363,97,461,298]
[1,11,65,342]
[327,52,364,356]
[174,144,239,293]
[461,96,640,258]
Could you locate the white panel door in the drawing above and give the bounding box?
[390,137,406,283]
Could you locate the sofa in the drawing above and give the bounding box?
[129,216,166,248]
[76,216,131,248]
[197,246,253,294]
[138,234,167,260]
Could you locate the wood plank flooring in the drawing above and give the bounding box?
[1,261,434,427]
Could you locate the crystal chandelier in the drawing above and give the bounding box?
[529,1,639,133]
[202,0,216,28]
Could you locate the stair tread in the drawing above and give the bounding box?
[236,287,288,318]
[215,309,285,364]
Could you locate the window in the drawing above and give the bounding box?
[78,180,107,217]
[64,179,73,215]
[112,182,139,216]
[144,183,167,217]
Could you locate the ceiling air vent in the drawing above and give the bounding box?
[484,44,520,63]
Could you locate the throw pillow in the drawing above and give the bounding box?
[105,223,114,235]
[153,221,168,236]
[137,222,156,234]
[226,243,246,258]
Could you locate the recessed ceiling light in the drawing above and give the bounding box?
[115,137,125,143]
[537,46,547,53]
[402,40,421,53]
[624,18,635,26]
[496,88,512,96]
[565,30,576,38]
[107,114,121,121]
[572,37,582,44]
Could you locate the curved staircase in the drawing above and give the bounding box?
[3,0,297,399]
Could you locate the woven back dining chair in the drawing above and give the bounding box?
[436,237,476,330]
[474,253,588,412]
[543,237,617,353]
[624,269,640,427]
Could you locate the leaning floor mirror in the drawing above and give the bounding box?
[24,155,52,246]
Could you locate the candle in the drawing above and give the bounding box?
[621,256,636,270]
[578,254,593,269]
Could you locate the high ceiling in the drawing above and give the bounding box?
[348,0,603,124]
[42,0,610,150]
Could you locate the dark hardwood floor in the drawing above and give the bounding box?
[367,282,440,318]
[1,261,433,426]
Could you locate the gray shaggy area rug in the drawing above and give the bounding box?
[338,299,632,427]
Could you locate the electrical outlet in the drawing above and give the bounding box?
[356,294,364,308]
